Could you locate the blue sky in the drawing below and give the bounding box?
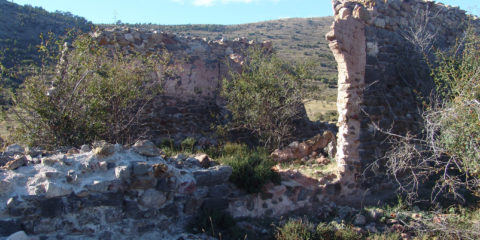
[10,0,480,25]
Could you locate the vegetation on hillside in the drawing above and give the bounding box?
[0,0,92,88]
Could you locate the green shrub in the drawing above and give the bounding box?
[275,218,315,240]
[385,28,480,203]
[181,137,196,153]
[222,142,249,156]
[218,144,280,193]
[221,47,310,149]
[315,223,336,240]
[6,33,173,148]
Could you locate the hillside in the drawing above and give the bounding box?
[0,0,92,69]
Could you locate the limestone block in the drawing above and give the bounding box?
[6,231,29,240]
[132,140,162,157]
[193,165,232,186]
[115,165,131,180]
[4,144,24,155]
[132,162,150,176]
[2,156,26,170]
[93,141,115,157]
[45,182,72,198]
[139,189,167,209]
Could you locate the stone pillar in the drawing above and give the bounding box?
[326,2,367,189]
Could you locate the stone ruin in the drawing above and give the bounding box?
[90,27,274,146]
[1,0,479,238]
[327,0,477,200]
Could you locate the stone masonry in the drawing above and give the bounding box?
[90,27,273,142]
[327,0,479,198]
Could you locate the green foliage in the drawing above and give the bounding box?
[221,47,308,149]
[385,29,480,203]
[431,30,480,178]
[181,137,197,153]
[218,143,280,193]
[314,223,337,240]
[276,219,315,240]
[0,0,91,72]
[275,219,364,240]
[8,33,171,148]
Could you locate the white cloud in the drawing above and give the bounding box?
[193,0,215,6]
[172,0,279,7]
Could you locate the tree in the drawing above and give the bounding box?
[221,47,309,149]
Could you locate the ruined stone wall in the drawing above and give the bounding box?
[0,141,342,239]
[327,0,478,196]
[91,27,272,142]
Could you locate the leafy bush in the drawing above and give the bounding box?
[218,143,280,193]
[275,218,315,240]
[7,34,172,148]
[181,137,197,153]
[221,47,309,149]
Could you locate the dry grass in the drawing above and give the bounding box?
[304,99,337,122]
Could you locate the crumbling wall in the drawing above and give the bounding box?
[91,27,273,142]
[327,0,476,196]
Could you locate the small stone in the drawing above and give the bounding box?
[41,158,58,166]
[80,144,91,152]
[185,157,201,167]
[315,156,330,165]
[411,213,422,220]
[130,176,157,189]
[387,219,399,224]
[4,144,24,155]
[99,161,108,171]
[45,182,72,198]
[132,140,162,157]
[0,181,12,194]
[132,162,150,176]
[139,189,166,209]
[44,172,62,179]
[115,166,131,180]
[193,165,232,186]
[365,223,378,233]
[86,180,121,193]
[195,154,211,168]
[66,148,80,156]
[124,33,134,42]
[152,163,168,177]
[2,156,26,170]
[25,147,43,157]
[93,141,115,157]
[6,231,29,240]
[368,208,384,220]
[66,170,78,183]
[175,154,188,161]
